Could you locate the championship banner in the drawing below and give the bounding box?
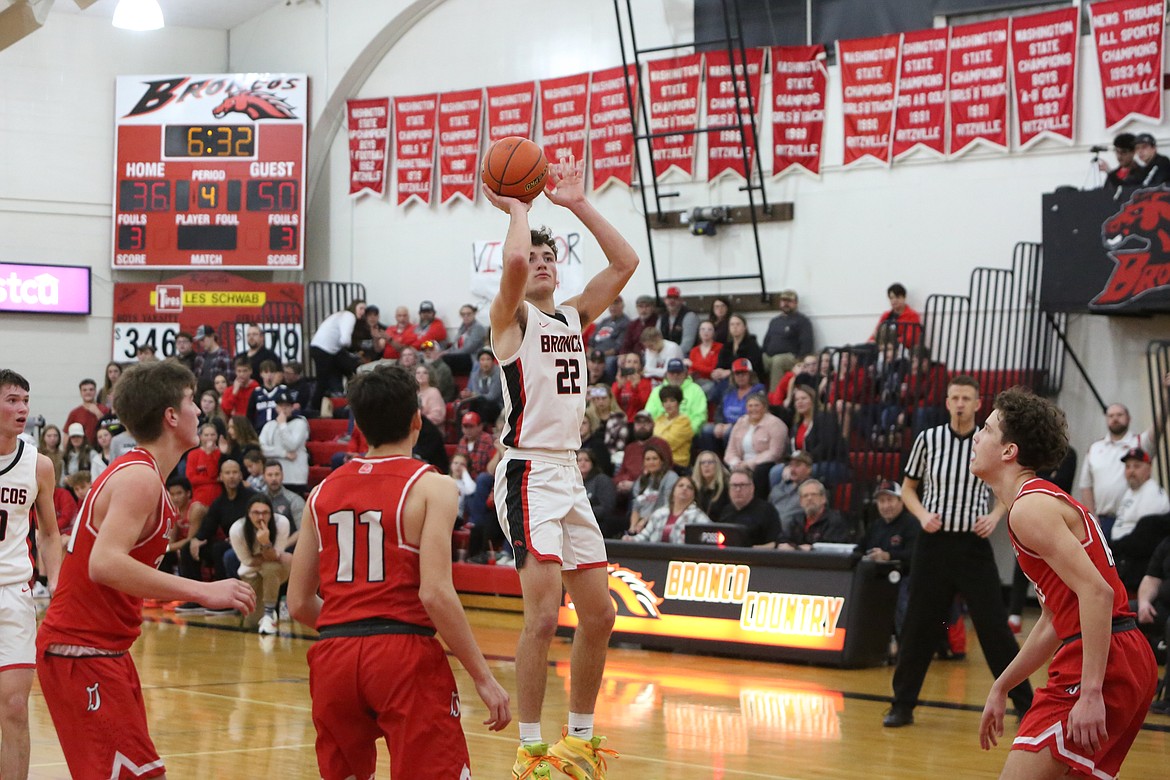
[1011,7,1079,149]
[469,232,585,307]
[111,272,304,363]
[346,97,391,198]
[1089,0,1165,131]
[948,19,1011,156]
[588,65,639,192]
[485,81,536,145]
[837,34,901,167]
[893,29,948,160]
[646,54,704,180]
[539,72,591,165]
[393,93,438,206]
[437,89,483,205]
[770,45,828,178]
[705,48,766,181]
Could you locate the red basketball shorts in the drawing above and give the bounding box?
[1012,628,1156,779]
[36,651,164,780]
[307,633,471,780]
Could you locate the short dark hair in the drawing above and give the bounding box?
[530,226,557,259]
[948,374,980,394]
[79,378,96,389]
[659,384,683,403]
[242,449,264,463]
[284,361,303,373]
[0,369,29,393]
[259,360,279,373]
[994,387,1068,473]
[233,355,251,369]
[115,362,196,443]
[166,476,192,493]
[264,459,283,471]
[176,331,194,342]
[347,365,418,447]
[887,283,907,298]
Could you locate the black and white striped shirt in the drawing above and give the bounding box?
[903,424,990,533]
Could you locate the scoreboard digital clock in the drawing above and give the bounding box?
[113,73,307,270]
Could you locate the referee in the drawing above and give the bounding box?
[883,375,1032,727]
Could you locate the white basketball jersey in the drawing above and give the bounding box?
[0,440,39,586]
[493,301,586,453]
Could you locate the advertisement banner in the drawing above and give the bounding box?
[646,54,704,181]
[469,232,584,308]
[393,93,438,207]
[1089,0,1165,131]
[588,65,639,191]
[346,97,391,198]
[770,45,828,178]
[704,48,766,181]
[893,29,949,160]
[437,89,483,204]
[539,72,591,165]
[948,19,1011,156]
[0,262,90,315]
[837,34,901,168]
[485,81,537,144]
[1011,7,1079,149]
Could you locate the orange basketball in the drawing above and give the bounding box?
[482,137,549,203]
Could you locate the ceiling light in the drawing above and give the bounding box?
[112,0,164,31]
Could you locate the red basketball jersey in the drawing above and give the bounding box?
[1007,478,1132,640]
[309,455,436,630]
[38,449,175,653]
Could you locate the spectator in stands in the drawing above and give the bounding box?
[689,321,723,398]
[309,300,364,412]
[625,476,710,544]
[768,450,813,531]
[247,360,284,432]
[57,470,91,539]
[185,458,257,591]
[97,361,122,406]
[773,383,846,487]
[762,289,814,391]
[194,324,233,396]
[626,442,678,538]
[587,384,627,461]
[331,424,368,469]
[439,303,487,375]
[578,449,618,537]
[281,361,312,412]
[61,422,95,485]
[1112,447,1169,543]
[1134,536,1170,669]
[776,478,852,549]
[414,300,448,348]
[242,450,266,492]
[455,410,498,547]
[651,385,693,467]
[1134,132,1170,187]
[866,336,911,448]
[174,331,197,373]
[645,358,707,436]
[91,427,113,478]
[697,358,766,456]
[693,450,730,519]
[398,346,420,371]
[658,286,699,353]
[213,373,229,397]
[901,345,949,434]
[621,294,659,357]
[615,411,673,500]
[243,324,280,376]
[198,389,228,437]
[725,392,789,498]
[162,477,194,575]
[710,315,764,398]
[458,348,504,425]
[1098,133,1143,192]
[640,326,683,381]
[448,452,476,524]
[414,364,447,428]
[413,416,450,474]
[612,351,652,420]
[870,283,922,347]
[579,407,612,477]
[135,344,158,363]
[229,494,292,634]
[863,479,919,640]
[221,355,259,417]
[186,423,223,531]
[770,352,817,410]
[719,465,781,547]
[590,296,629,378]
[65,378,107,445]
[828,348,871,442]
[707,297,731,344]
[420,340,457,401]
[259,389,309,494]
[351,304,385,362]
[586,349,611,387]
[382,306,416,360]
[38,424,63,479]
[223,414,262,466]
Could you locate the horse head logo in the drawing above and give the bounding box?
[1094,186,1170,307]
[211,90,297,121]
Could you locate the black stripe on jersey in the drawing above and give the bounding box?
[903,424,986,533]
[502,359,525,448]
[504,459,531,569]
[0,440,25,478]
[550,310,568,326]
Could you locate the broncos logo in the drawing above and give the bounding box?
[565,564,664,618]
[211,90,297,121]
[1095,186,1170,307]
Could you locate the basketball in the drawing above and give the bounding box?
[482,137,549,203]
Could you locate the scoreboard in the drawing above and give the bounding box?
[113,73,307,270]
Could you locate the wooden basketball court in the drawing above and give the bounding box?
[26,607,1168,778]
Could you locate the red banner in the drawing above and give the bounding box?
[346,98,391,198]
[437,89,483,204]
[485,81,536,144]
[893,29,948,160]
[1090,0,1165,131]
[588,65,639,191]
[394,94,438,206]
[771,45,827,178]
[948,19,1010,156]
[1011,8,1079,148]
[540,72,591,165]
[646,54,703,180]
[838,34,900,167]
[705,48,766,181]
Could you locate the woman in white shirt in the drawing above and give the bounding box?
[309,299,365,412]
[229,495,291,635]
[624,476,711,544]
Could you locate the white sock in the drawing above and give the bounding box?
[519,722,543,746]
[568,712,593,740]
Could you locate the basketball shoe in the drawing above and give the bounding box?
[511,743,560,779]
[549,727,617,779]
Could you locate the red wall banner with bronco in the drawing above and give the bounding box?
[770,45,827,178]
[111,271,304,363]
[539,72,591,167]
[837,34,900,168]
[893,29,948,160]
[1089,0,1165,132]
[1010,7,1079,149]
[646,54,704,181]
[393,93,438,207]
[947,19,1011,156]
[704,48,766,182]
[346,97,391,198]
[588,65,639,192]
[113,73,307,270]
